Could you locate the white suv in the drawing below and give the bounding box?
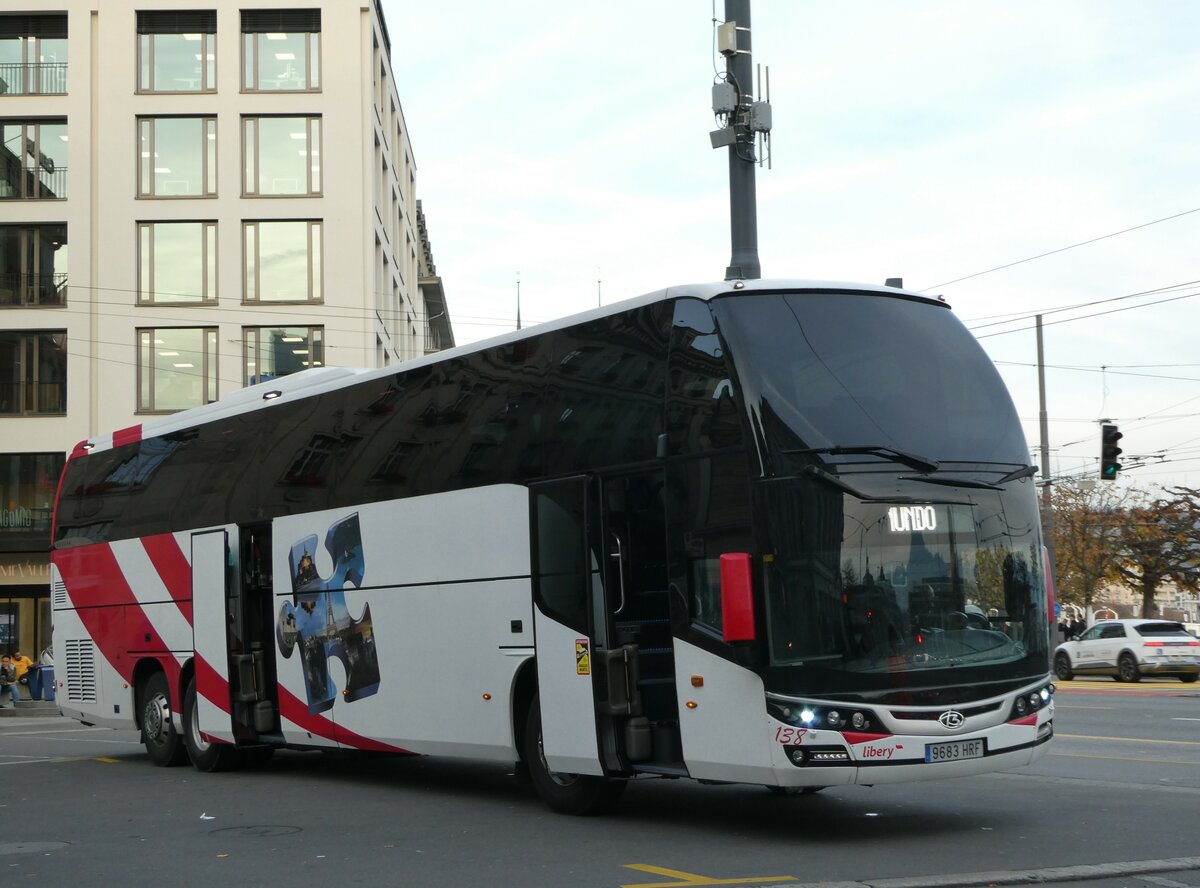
[1054,619,1200,683]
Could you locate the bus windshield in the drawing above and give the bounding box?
[711,290,1030,468]
[712,290,1048,698]
[757,476,1049,696]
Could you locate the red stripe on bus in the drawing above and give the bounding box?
[112,424,143,448]
[276,686,413,754]
[193,653,229,713]
[842,731,894,745]
[53,543,179,688]
[141,533,194,625]
[1008,714,1038,726]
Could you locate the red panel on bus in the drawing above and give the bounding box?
[112,424,143,448]
[720,552,755,643]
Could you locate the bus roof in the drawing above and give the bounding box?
[74,277,943,457]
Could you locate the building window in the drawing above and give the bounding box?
[137,222,216,304]
[0,120,67,200]
[243,220,322,303]
[137,117,217,198]
[0,330,66,415]
[0,224,66,308]
[241,9,320,92]
[0,14,67,96]
[137,10,216,93]
[137,327,217,413]
[244,326,323,385]
[243,116,321,196]
[0,452,63,549]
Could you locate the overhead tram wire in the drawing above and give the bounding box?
[964,280,1200,332]
[995,361,1200,384]
[19,280,553,331]
[971,287,1200,340]
[919,205,1200,291]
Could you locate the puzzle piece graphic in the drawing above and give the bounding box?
[276,513,381,714]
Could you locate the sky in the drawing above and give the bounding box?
[382,0,1200,493]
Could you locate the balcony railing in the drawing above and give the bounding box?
[0,164,67,200]
[0,272,67,307]
[0,380,67,415]
[0,62,67,96]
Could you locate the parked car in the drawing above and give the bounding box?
[1053,619,1200,683]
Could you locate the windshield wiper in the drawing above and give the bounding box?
[898,475,1001,491]
[784,444,939,474]
[899,462,1038,490]
[784,465,926,503]
[995,464,1038,484]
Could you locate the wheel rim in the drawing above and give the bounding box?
[537,730,577,787]
[1119,657,1136,681]
[188,691,211,753]
[144,693,170,748]
[1055,655,1070,678]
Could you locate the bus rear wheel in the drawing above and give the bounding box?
[182,677,243,772]
[523,694,625,815]
[140,672,188,766]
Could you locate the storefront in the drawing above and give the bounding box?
[1,452,62,658]
[0,564,51,658]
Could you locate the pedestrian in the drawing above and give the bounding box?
[0,655,19,708]
[11,649,34,696]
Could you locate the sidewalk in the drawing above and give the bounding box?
[0,699,63,719]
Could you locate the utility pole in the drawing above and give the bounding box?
[1037,314,1057,602]
[712,0,769,280]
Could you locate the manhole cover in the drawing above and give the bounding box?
[209,826,302,838]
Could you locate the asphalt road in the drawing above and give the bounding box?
[1,677,1198,888]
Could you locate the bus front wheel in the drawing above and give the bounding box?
[182,677,243,772]
[140,672,188,767]
[523,694,625,815]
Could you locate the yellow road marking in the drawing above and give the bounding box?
[52,755,121,763]
[622,864,796,887]
[1056,733,1200,747]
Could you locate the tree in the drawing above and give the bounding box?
[1048,484,1126,613]
[1110,489,1200,618]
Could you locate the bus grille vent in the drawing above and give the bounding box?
[65,639,98,703]
[52,578,69,608]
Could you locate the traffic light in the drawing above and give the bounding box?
[1100,424,1123,480]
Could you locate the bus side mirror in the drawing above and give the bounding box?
[720,552,756,643]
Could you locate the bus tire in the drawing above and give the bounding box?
[182,677,243,772]
[523,694,625,815]
[140,671,188,767]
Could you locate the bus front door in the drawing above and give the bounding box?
[190,525,281,748]
[229,524,281,740]
[531,471,680,777]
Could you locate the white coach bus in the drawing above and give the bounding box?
[50,279,1055,814]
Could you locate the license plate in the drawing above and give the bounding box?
[925,738,985,763]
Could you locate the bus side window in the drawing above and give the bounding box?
[669,452,752,634]
[667,299,743,456]
[532,481,592,634]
